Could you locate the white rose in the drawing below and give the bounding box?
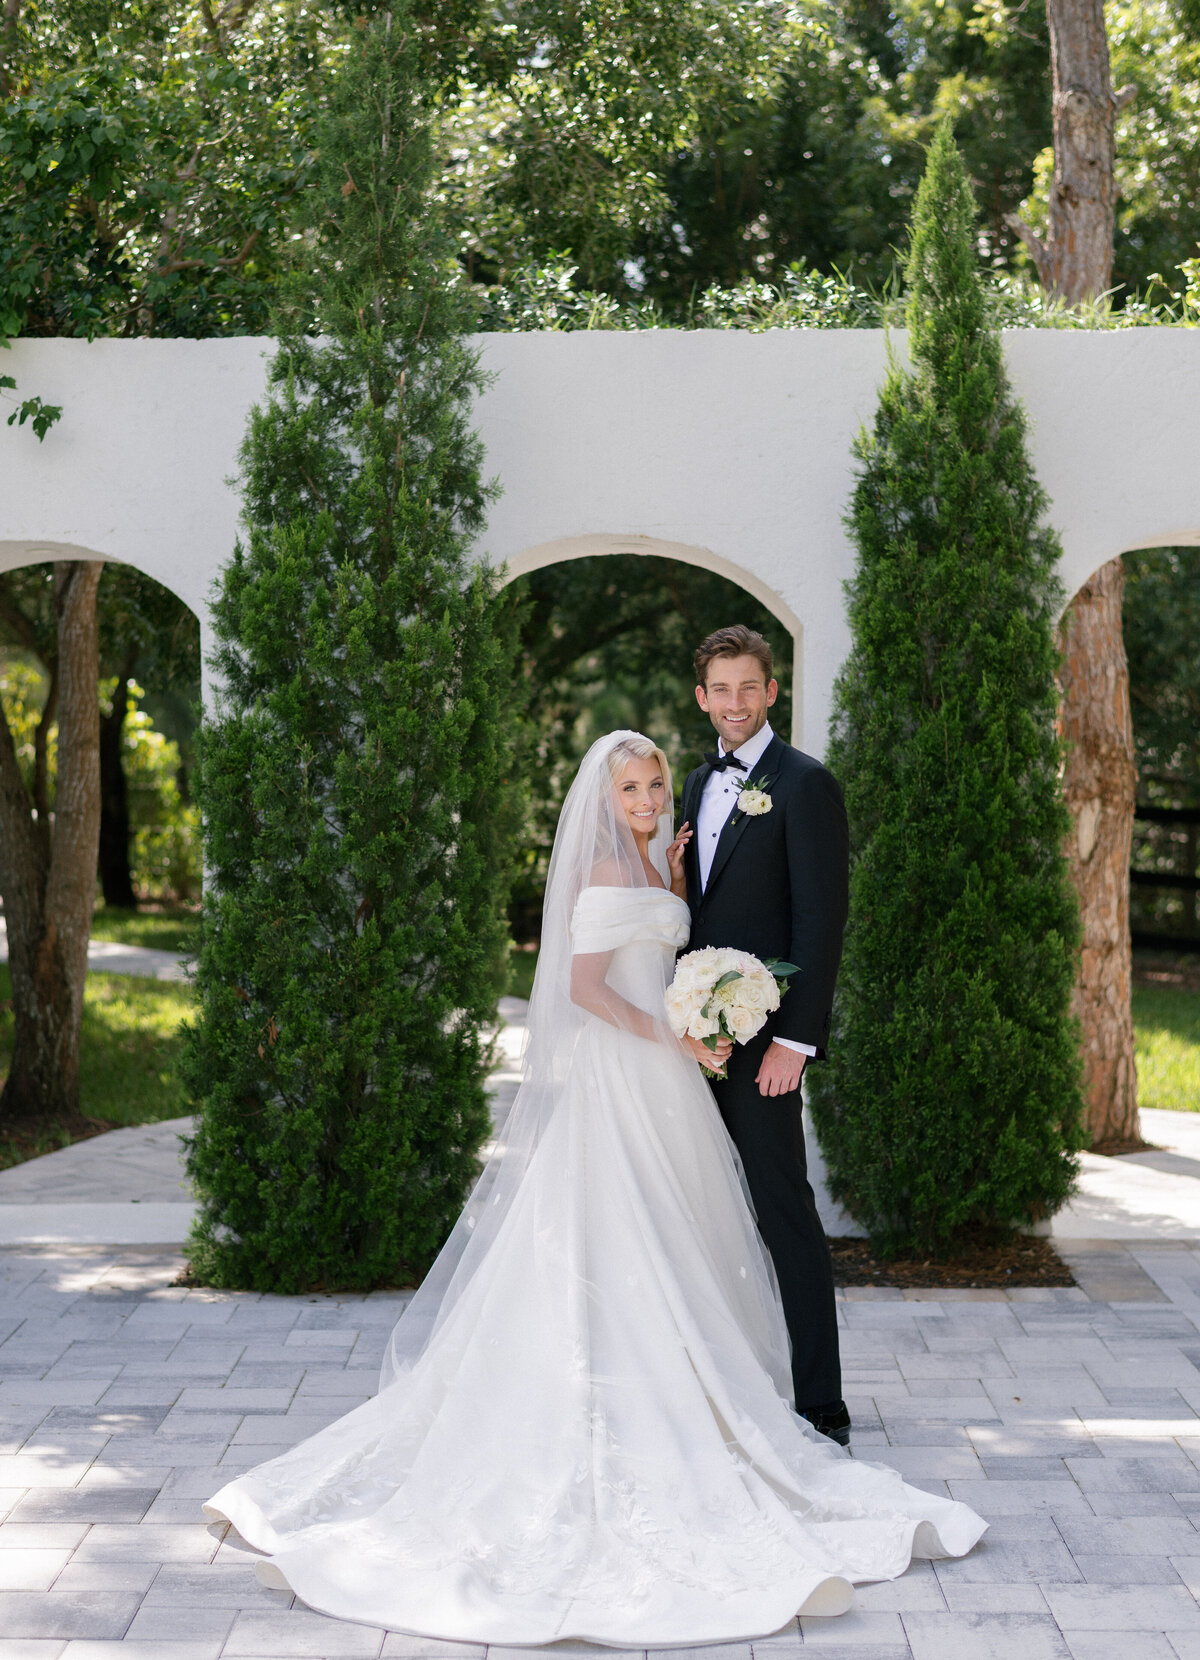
[737,787,772,816]
[665,982,709,1036]
[727,1004,765,1039]
[687,1010,722,1040]
[732,976,770,1016]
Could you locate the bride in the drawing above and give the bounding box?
[204,730,985,1646]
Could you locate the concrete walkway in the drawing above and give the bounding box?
[0,916,190,982]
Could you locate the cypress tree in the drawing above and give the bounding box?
[807,123,1084,1256]
[180,4,520,1293]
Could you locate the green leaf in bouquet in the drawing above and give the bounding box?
[711,969,745,992]
[764,960,801,978]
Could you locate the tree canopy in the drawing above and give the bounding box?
[5,0,1197,334]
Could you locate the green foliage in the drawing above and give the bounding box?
[1125,549,1200,804]
[629,0,1052,308]
[100,679,201,901]
[1124,547,1200,942]
[0,1,326,342]
[0,367,61,438]
[0,655,55,798]
[806,124,1084,1254]
[181,3,521,1294]
[1105,0,1200,299]
[475,253,1199,335]
[434,0,786,289]
[0,646,197,898]
[5,0,1199,340]
[0,559,202,912]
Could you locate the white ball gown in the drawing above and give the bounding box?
[203,735,985,1647]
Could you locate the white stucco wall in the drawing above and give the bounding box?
[2,330,1198,755]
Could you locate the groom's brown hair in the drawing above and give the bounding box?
[694,625,773,687]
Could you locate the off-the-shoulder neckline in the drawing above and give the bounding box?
[576,885,688,903]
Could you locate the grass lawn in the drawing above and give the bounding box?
[0,944,1191,1176]
[1132,980,1200,1112]
[506,947,539,1003]
[0,966,193,1170]
[89,904,199,955]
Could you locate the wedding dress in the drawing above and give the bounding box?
[204,731,985,1646]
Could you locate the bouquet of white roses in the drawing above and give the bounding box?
[664,946,799,1077]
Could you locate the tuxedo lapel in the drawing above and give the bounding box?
[703,734,786,899]
[681,764,709,913]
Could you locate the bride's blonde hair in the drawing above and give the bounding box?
[605,733,673,800]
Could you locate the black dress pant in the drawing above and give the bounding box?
[708,1025,842,1411]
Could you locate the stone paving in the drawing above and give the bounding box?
[4,1239,1200,1659]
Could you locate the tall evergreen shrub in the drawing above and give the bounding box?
[180,4,520,1292]
[807,123,1084,1255]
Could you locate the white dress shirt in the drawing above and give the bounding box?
[696,723,815,1059]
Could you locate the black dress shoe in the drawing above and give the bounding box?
[800,1399,852,1447]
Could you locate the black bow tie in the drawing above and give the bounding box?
[704,751,748,774]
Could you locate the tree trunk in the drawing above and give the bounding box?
[1058,558,1139,1145]
[0,561,103,1122]
[0,0,21,102]
[1005,0,1141,1147]
[98,664,138,909]
[1008,0,1134,304]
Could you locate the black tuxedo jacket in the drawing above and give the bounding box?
[681,734,849,1055]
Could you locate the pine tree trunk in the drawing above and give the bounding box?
[98,667,138,909]
[1010,0,1133,303]
[1058,558,1139,1146]
[1007,0,1140,1146]
[1043,0,1119,302]
[0,561,103,1122]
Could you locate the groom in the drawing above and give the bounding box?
[681,625,851,1445]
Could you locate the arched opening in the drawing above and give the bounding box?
[0,542,202,909]
[1059,536,1200,1136]
[499,534,804,747]
[0,544,200,1150]
[495,534,801,961]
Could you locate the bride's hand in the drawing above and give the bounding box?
[666,821,693,898]
[681,1031,733,1072]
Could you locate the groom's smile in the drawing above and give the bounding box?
[695,652,778,753]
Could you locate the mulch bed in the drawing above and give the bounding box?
[0,1114,113,1175]
[829,1233,1075,1289]
[1090,1134,1160,1157]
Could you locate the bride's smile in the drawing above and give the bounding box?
[614,754,668,839]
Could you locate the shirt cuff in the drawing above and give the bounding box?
[773,1037,817,1057]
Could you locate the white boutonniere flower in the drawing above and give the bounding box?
[734,777,773,820]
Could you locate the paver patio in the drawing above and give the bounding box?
[3,1237,1200,1660]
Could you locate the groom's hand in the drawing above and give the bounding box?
[755,1041,806,1097]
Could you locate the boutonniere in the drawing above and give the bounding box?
[732,776,773,824]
